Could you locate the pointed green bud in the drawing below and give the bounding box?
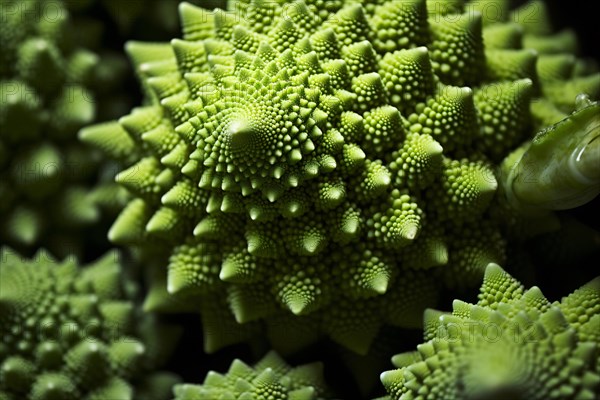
[109,199,153,244]
[429,11,484,86]
[284,293,312,315]
[146,207,181,236]
[482,22,523,49]
[220,248,258,283]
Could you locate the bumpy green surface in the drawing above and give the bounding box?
[0,247,180,400]
[173,351,330,400]
[0,0,126,257]
[380,264,600,400]
[81,0,600,354]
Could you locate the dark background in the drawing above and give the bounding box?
[549,2,600,62]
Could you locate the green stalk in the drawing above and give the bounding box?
[502,94,599,214]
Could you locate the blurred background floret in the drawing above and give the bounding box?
[0,0,130,259]
[0,247,181,400]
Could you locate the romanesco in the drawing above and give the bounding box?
[380,263,600,400]
[0,247,180,400]
[80,0,600,355]
[173,351,331,400]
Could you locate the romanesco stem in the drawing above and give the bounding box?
[502,95,600,213]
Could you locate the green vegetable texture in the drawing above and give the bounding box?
[0,248,181,400]
[380,263,600,400]
[0,0,127,258]
[80,0,600,356]
[0,0,597,399]
[174,351,331,400]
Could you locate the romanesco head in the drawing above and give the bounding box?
[81,0,600,354]
[173,351,331,400]
[381,263,600,399]
[0,247,180,400]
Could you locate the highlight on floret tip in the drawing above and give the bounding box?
[380,263,600,399]
[0,247,181,400]
[79,0,600,354]
[172,351,332,399]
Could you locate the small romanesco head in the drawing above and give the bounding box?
[80,0,600,354]
[0,248,180,400]
[0,0,127,258]
[173,351,331,400]
[380,263,600,400]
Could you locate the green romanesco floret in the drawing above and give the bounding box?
[173,351,331,400]
[0,0,127,257]
[0,247,180,400]
[380,263,600,400]
[80,0,600,355]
